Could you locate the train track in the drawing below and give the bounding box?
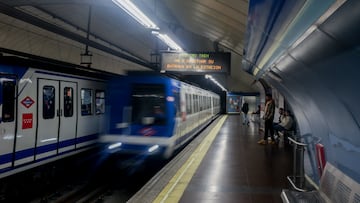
[23,154,169,203]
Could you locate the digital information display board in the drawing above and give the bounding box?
[161,52,230,74]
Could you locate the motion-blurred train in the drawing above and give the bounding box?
[99,74,220,158]
[0,60,106,179]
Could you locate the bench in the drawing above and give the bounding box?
[276,117,297,146]
[281,162,360,203]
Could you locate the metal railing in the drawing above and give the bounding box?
[287,136,308,191]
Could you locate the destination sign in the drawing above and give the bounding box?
[161,52,230,74]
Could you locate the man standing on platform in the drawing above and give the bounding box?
[258,93,276,144]
[241,102,249,125]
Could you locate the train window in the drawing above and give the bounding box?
[173,91,180,117]
[200,96,204,111]
[193,95,198,113]
[1,80,16,122]
[206,96,210,109]
[81,89,93,116]
[63,87,73,117]
[43,86,55,119]
[205,96,208,109]
[204,96,207,110]
[199,96,201,110]
[204,96,207,109]
[131,84,166,125]
[95,90,105,115]
[198,95,201,111]
[195,95,200,112]
[186,94,192,114]
[196,95,199,112]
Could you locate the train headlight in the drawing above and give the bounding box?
[108,142,122,150]
[148,145,159,153]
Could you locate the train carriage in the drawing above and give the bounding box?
[0,62,106,178]
[100,74,220,158]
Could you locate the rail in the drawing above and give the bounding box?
[286,136,307,191]
[287,137,307,146]
[281,162,360,203]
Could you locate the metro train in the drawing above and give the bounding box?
[99,74,220,159]
[0,61,107,179]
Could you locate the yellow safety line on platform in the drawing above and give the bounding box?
[153,115,228,203]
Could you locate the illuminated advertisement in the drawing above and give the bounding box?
[161,52,230,74]
[227,94,241,114]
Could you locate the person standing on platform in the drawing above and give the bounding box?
[241,102,249,125]
[258,94,276,144]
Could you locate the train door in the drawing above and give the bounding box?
[0,75,16,170]
[37,79,78,159]
[59,82,77,153]
[37,79,59,160]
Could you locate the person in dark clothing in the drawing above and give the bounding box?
[252,105,260,115]
[251,105,261,122]
[258,94,276,144]
[275,107,284,125]
[241,102,249,125]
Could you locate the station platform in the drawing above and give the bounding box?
[127,115,293,203]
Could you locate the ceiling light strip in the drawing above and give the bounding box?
[112,0,182,51]
[205,74,227,91]
[155,33,183,51]
[112,0,159,29]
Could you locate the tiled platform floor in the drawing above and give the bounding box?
[179,115,293,203]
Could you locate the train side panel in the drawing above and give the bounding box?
[0,65,106,178]
[0,65,26,170]
[100,75,220,158]
[173,82,220,151]
[76,79,106,149]
[12,67,38,166]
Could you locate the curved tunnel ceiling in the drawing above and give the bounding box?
[242,0,345,78]
[244,0,360,182]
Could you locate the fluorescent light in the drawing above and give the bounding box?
[205,74,227,92]
[112,0,183,51]
[153,32,183,51]
[112,0,159,30]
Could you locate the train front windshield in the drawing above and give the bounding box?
[131,84,166,125]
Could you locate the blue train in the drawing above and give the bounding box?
[0,57,220,181]
[99,74,220,158]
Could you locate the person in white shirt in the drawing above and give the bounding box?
[273,110,293,135]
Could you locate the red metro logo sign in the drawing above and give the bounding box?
[21,96,35,108]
